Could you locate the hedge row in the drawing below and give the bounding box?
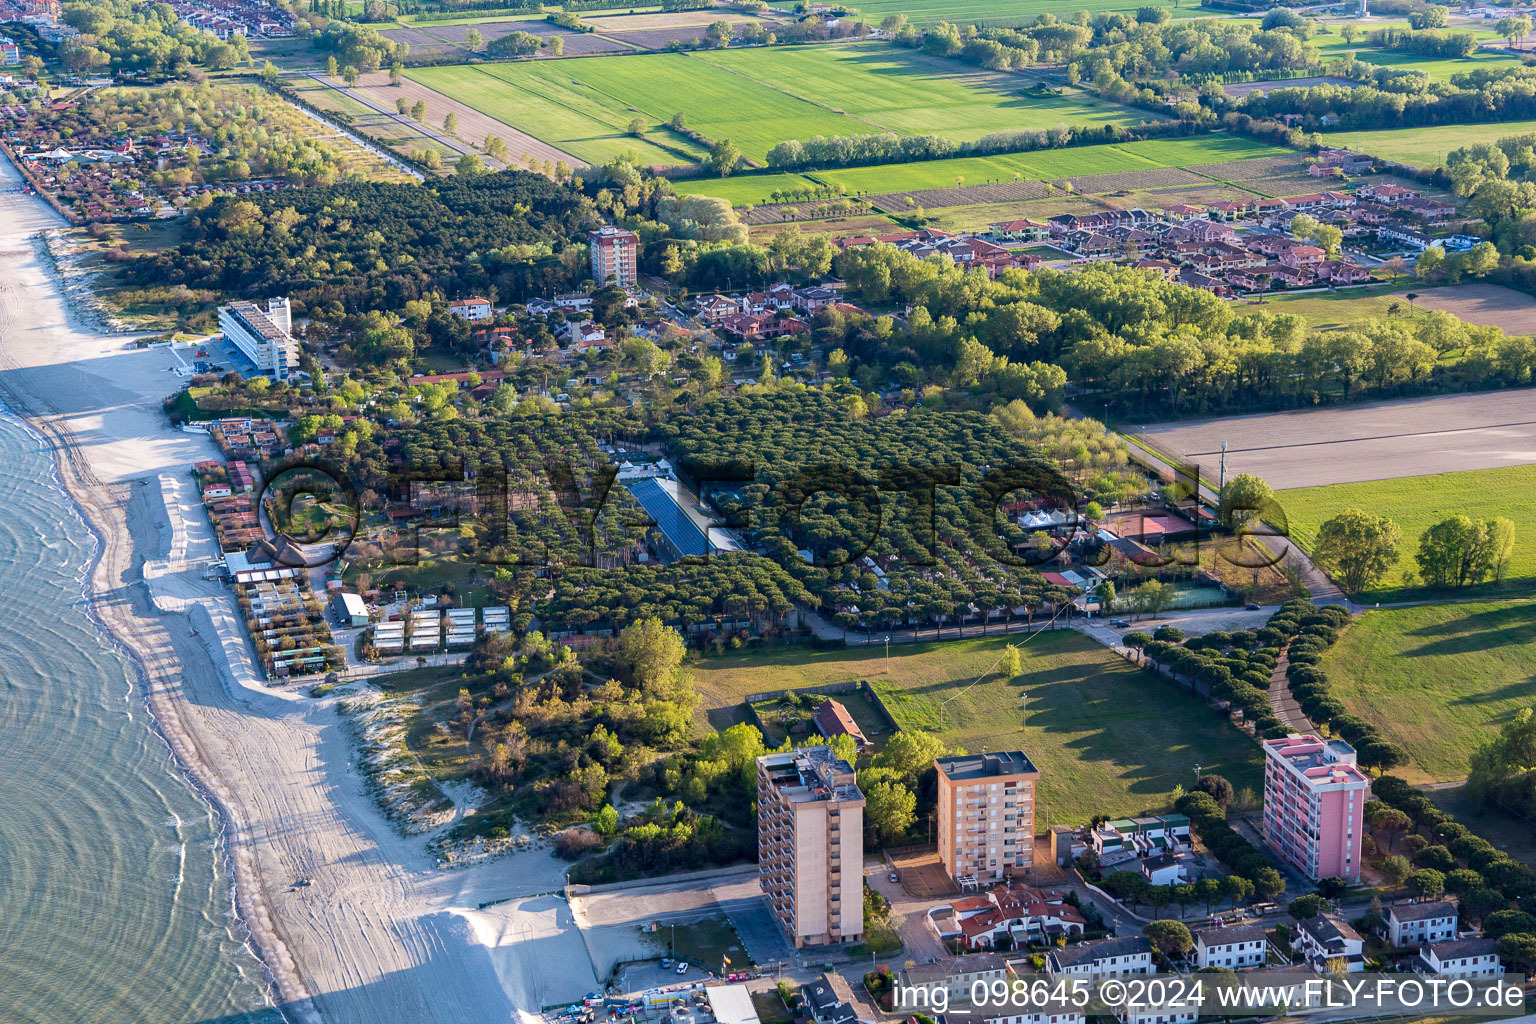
[1373,775,1536,908]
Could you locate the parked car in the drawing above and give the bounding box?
[660,959,672,969]
[1245,602,1262,610]
[676,963,689,975]
[1110,619,1130,628]
[889,872,898,883]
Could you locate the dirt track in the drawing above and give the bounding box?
[352,71,587,169]
[1134,386,1536,489]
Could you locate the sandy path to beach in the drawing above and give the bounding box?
[0,159,576,1023]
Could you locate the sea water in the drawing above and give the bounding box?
[0,409,282,1024]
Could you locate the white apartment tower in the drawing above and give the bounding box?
[757,747,864,948]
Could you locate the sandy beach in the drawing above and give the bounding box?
[0,155,578,1023]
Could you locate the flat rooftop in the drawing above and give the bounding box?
[936,750,1038,781]
[761,747,861,803]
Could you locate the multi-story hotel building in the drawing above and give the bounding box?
[589,225,638,288]
[756,747,864,948]
[1261,734,1370,881]
[936,750,1038,885]
[218,296,297,379]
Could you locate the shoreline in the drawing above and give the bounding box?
[0,154,572,1023]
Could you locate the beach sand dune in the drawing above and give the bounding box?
[0,154,575,1023]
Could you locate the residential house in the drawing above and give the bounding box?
[1193,922,1269,970]
[1140,853,1185,886]
[1378,224,1434,251]
[902,953,1015,1006]
[695,294,741,323]
[1384,901,1458,949]
[792,286,837,314]
[1358,183,1421,204]
[1279,244,1325,269]
[1162,203,1206,221]
[988,218,1050,242]
[448,296,492,322]
[1292,913,1365,972]
[812,698,871,752]
[1317,260,1372,284]
[1046,936,1154,977]
[944,882,1087,950]
[802,975,859,1024]
[1419,938,1504,977]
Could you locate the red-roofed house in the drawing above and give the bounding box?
[813,698,871,752]
[945,882,1088,950]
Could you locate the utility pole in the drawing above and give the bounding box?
[1219,441,1228,491]
[884,635,891,674]
[1194,763,1203,782]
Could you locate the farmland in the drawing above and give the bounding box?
[1323,119,1536,169]
[409,42,1159,167]
[1279,465,1536,598]
[695,42,1159,144]
[765,0,1201,28]
[691,631,1264,825]
[1133,386,1536,490]
[1319,602,1536,784]
[1311,24,1519,80]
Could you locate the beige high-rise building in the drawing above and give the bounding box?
[589,225,638,288]
[756,747,864,948]
[936,750,1039,886]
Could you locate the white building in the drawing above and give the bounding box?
[218,297,297,379]
[1046,936,1153,978]
[1292,913,1365,973]
[1384,900,1458,948]
[1419,938,1504,977]
[448,296,493,321]
[1194,922,1268,970]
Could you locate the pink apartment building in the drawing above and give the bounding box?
[1261,734,1370,882]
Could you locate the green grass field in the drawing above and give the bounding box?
[673,172,822,204]
[695,42,1157,144]
[1323,119,1536,169]
[1320,602,1536,784]
[411,43,1158,166]
[1279,464,1536,600]
[813,133,1288,194]
[1253,284,1419,329]
[691,631,1263,825]
[767,0,1206,27]
[1311,24,1518,81]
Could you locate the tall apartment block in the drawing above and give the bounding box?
[936,750,1039,885]
[756,747,864,948]
[589,225,638,288]
[218,297,297,379]
[1262,734,1370,882]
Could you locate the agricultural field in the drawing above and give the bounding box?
[672,171,822,204]
[1323,119,1536,169]
[1311,23,1519,80]
[1319,601,1536,784]
[1279,465,1536,598]
[814,134,1291,196]
[411,42,1160,168]
[691,631,1264,825]
[765,0,1202,28]
[696,42,1159,144]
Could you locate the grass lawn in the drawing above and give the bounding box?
[673,172,821,204]
[1249,284,1418,329]
[767,0,1207,27]
[413,43,1161,166]
[695,42,1158,144]
[1322,119,1536,169]
[691,631,1263,825]
[1319,602,1536,783]
[1278,464,1536,600]
[405,62,704,165]
[1311,25,1518,80]
[814,134,1288,195]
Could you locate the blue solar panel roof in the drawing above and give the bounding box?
[626,478,711,558]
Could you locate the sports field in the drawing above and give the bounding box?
[1320,601,1536,783]
[691,631,1264,825]
[1279,464,1536,597]
[409,43,1157,166]
[1323,119,1536,168]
